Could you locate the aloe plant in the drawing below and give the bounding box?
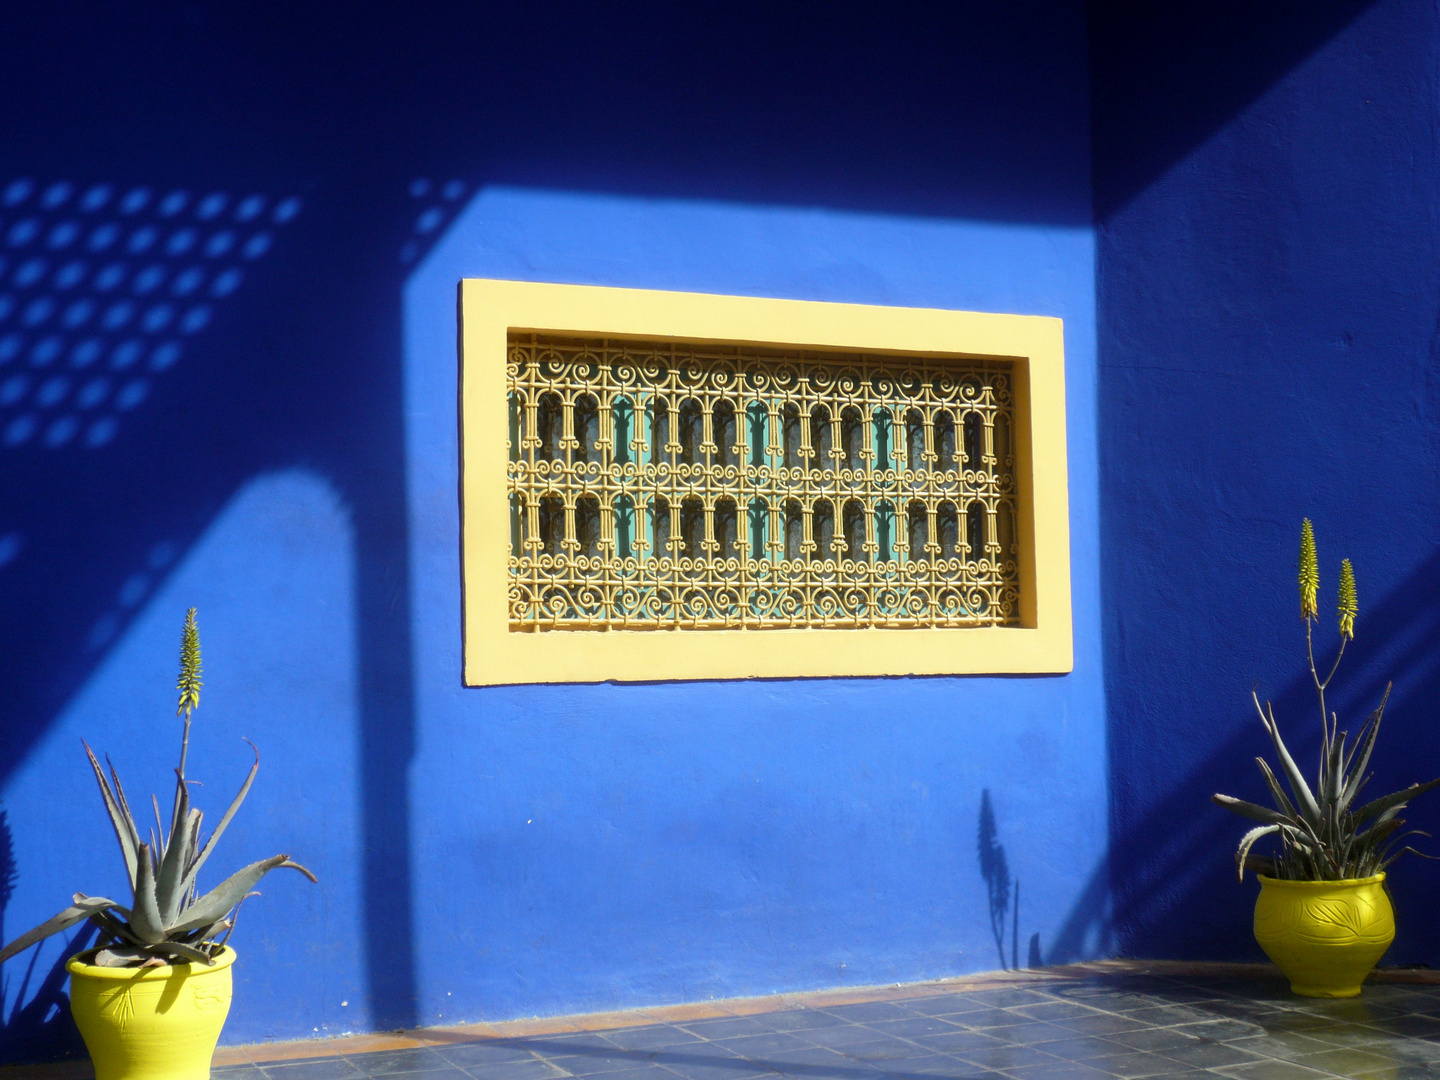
[0,610,315,968]
[1213,522,1440,880]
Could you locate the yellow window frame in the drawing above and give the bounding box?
[460,278,1072,685]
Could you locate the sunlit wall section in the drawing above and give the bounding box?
[402,188,1107,1026]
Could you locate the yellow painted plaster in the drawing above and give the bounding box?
[460,279,1072,685]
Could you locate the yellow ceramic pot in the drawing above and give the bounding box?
[67,947,235,1080]
[1253,874,1394,997]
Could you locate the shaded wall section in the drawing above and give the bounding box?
[1093,0,1440,961]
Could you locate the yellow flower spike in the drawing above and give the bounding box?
[176,608,202,718]
[1298,519,1319,620]
[1338,558,1357,640]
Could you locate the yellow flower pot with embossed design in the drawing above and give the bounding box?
[67,947,235,1080]
[1254,874,1393,997]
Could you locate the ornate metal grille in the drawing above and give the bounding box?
[507,334,1019,631]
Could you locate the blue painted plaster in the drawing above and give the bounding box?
[1094,0,1440,962]
[0,0,1129,1057]
[6,0,1440,1053]
[402,189,1107,1024]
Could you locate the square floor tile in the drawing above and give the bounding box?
[1053,1014,1154,1038]
[455,1060,570,1080]
[1211,1061,1332,1080]
[1005,1001,1110,1023]
[818,1004,917,1024]
[713,1034,815,1060]
[262,1060,367,1080]
[858,1018,965,1040]
[603,1030,707,1053]
[674,1020,774,1040]
[349,1050,454,1076]
[437,1042,540,1067]
[1003,1061,1117,1080]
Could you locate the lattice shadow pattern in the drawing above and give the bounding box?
[0,179,299,451]
[508,335,1020,631]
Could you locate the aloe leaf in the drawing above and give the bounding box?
[155,776,195,927]
[83,742,138,890]
[168,854,316,936]
[1381,845,1437,870]
[1343,685,1391,808]
[86,909,141,946]
[128,844,166,944]
[1376,829,1434,868]
[0,896,120,964]
[1236,824,1281,880]
[168,772,188,857]
[180,743,259,896]
[1255,758,1297,818]
[92,946,153,967]
[1243,855,1277,877]
[1212,794,1291,825]
[1355,778,1440,825]
[153,940,216,966]
[188,808,203,866]
[1254,695,1323,826]
[1326,728,1345,809]
[1368,804,1406,831]
[151,795,166,857]
[1359,814,1405,854]
[106,758,143,861]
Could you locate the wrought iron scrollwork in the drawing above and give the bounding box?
[508,335,1019,631]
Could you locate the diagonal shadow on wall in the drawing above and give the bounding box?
[1052,545,1440,965]
[1089,0,1380,222]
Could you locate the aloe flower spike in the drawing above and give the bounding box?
[1299,519,1319,620]
[177,608,202,719]
[174,607,202,790]
[1338,559,1357,640]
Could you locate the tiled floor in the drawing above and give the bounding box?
[14,963,1440,1080]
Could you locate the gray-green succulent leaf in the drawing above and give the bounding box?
[1217,679,1440,880]
[0,612,316,969]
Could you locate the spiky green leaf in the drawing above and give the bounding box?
[180,743,258,897]
[0,895,121,964]
[1355,778,1440,826]
[1236,824,1281,880]
[1342,685,1391,809]
[156,801,200,928]
[1254,695,1323,826]
[152,940,216,966]
[84,742,138,891]
[167,855,316,936]
[128,843,166,944]
[1212,794,1290,825]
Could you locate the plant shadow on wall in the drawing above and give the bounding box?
[0,811,93,1062]
[977,790,1042,970]
[1051,544,1440,965]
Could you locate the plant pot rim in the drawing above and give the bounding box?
[1256,873,1386,887]
[66,945,236,981]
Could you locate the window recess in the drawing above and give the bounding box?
[461,280,1071,684]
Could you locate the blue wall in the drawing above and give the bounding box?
[13,0,1428,1059]
[1093,0,1440,962]
[404,190,1105,1023]
[0,2,1107,1060]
